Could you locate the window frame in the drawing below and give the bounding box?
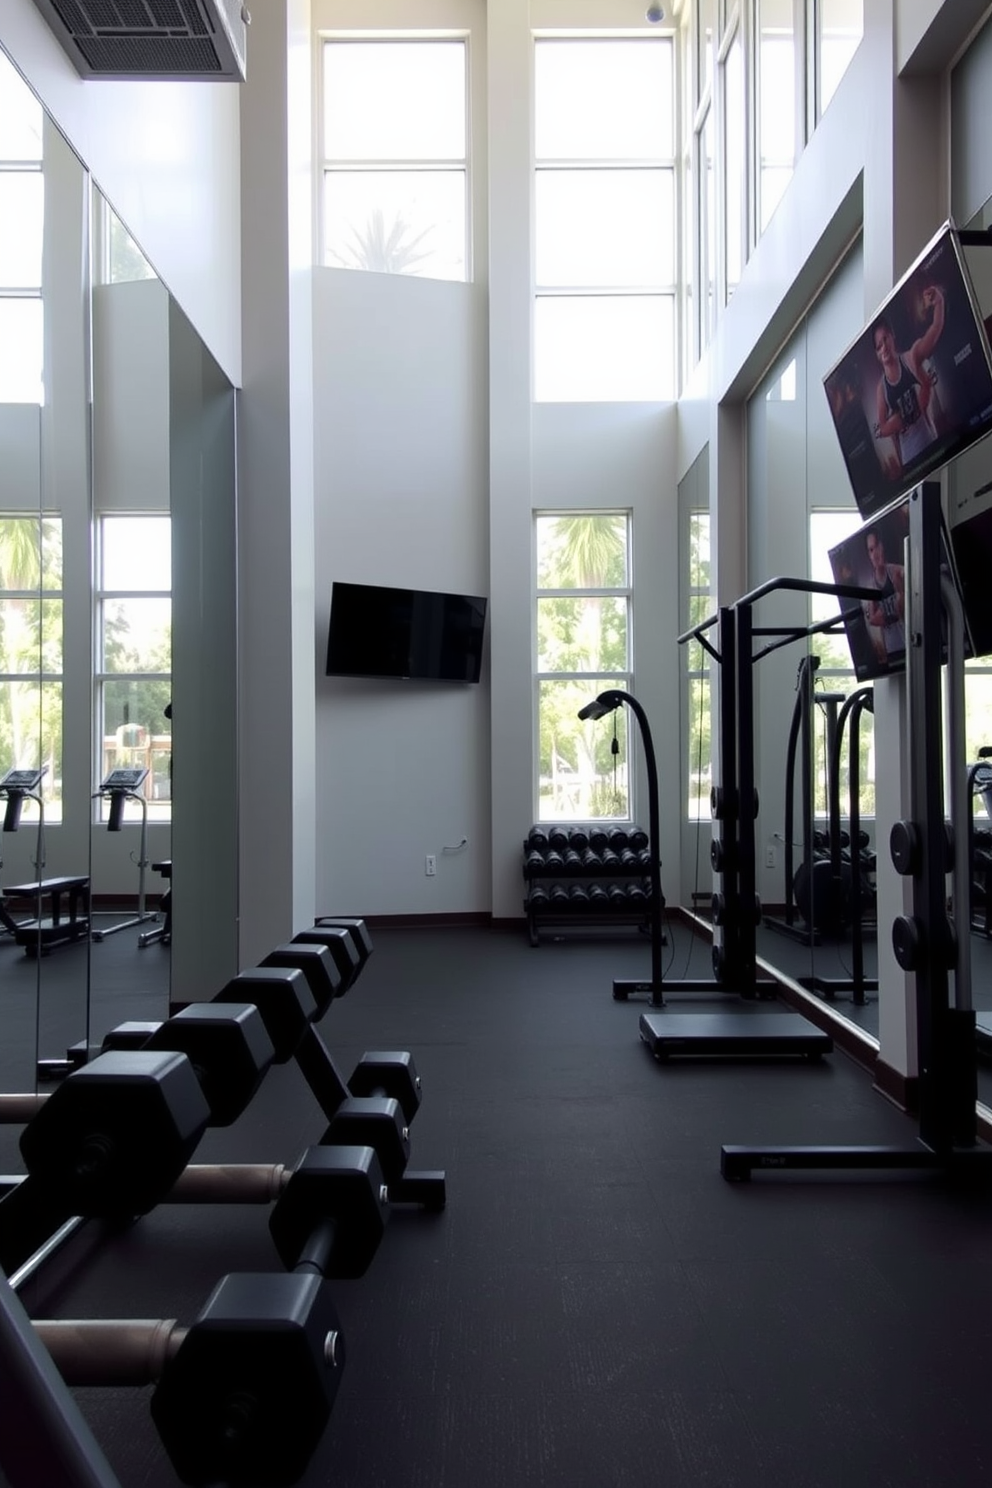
[93,513,173,825]
[534,509,635,824]
[680,501,712,821]
[0,53,44,406]
[0,511,64,821]
[533,32,679,403]
[316,33,471,283]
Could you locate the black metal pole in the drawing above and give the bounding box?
[579,689,664,1005]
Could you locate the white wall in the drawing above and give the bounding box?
[0,0,242,385]
[313,267,491,915]
[310,0,682,922]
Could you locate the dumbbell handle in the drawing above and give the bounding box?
[0,1094,48,1123]
[167,1161,412,1210]
[35,1318,188,1386]
[168,1162,289,1203]
[296,1216,338,1276]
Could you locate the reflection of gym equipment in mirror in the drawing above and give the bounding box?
[139,859,171,947]
[967,749,992,936]
[723,489,992,1180]
[90,767,158,942]
[763,655,847,946]
[0,769,47,939]
[797,685,879,1005]
[0,768,91,955]
[641,575,882,1060]
[762,648,880,1003]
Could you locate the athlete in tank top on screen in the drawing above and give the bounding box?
[862,529,906,664]
[872,284,946,472]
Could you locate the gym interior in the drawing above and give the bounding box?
[5,1,992,1485]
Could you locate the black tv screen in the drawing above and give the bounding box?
[325,582,488,683]
[823,221,992,519]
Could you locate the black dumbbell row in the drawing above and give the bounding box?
[525,880,653,911]
[0,915,446,1487]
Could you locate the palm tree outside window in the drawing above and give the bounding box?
[0,514,63,821]
[535,511,632,822]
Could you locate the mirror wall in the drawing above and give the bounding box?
[0,47,239,1092]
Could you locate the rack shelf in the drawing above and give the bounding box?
[523,825,654,946]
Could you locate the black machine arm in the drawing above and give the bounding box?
[577,689,665,1004]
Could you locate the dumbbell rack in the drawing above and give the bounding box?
[522,825,654,946]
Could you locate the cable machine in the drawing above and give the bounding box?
[722,485,992,1179]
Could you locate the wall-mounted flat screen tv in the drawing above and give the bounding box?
[823,221,992,519]
[325,582,488,683]
[827,485,960,682]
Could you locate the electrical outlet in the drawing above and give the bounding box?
[425,855,436,877]
[765,844,777,869]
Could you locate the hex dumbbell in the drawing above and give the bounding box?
[35,1269,346,1488]
[1,1050,212,1275]
[213,965,318,1062]
[312,916,374,979]
[290,925,363,994]
[260,943,343,1019]
[100,1003,275,1128]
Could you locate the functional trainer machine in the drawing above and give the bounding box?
[722,486,992,1179]
[631,577,875,1060]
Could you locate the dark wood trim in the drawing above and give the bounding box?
[872,1057,919,1115]
[359,911,491,930]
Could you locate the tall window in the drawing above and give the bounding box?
[93,196,156,287]
[756,0,798,233]
[683,508,712,818]
[0,515,63,821]
[723,17,745,302]
[95,516,172,822]
[535,513,632,821]
[534,37,677,401]
[808,508,873,817]
[0,50,43,404]
[320,39,468,281]
[818,0,863,119]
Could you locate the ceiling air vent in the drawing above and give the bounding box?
[31,0,248,81]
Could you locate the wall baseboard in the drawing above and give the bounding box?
[872,1057,918,1114]
[355,911,492,930]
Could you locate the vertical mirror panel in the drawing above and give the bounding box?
[168,298,238,1008]
[87,193,172,1045]
[0,52,88,1091]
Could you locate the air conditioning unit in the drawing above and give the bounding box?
[31,0,248,82]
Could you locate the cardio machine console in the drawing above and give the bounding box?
[100,767,149,794]
[0,767,47,795]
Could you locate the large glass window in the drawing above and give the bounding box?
[723,19,745,301]
[320,39,468,281]
[808,508,874,817]
[0,50,43,404]
[93,196,156,287]
[0,515,63,821]
[534,37,676,401]
[818,0,863,118]
[95,516,172,822]
[535,513,632,820]
[757,0,798,232]
[684,509,712,818]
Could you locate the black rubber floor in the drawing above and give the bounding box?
[5,922,992,1487]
